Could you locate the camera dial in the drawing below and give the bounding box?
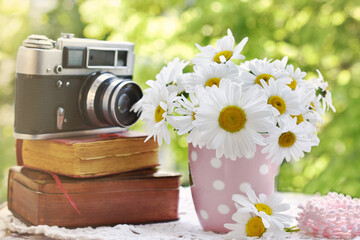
[80,72,142,128]
[22,35,55,49]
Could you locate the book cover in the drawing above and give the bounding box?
[8,166,181,227]
[16,131,159,178]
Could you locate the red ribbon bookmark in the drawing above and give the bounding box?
[50,173,82,215]
[16,139,81,215]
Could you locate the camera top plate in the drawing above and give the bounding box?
[16,33,135,76]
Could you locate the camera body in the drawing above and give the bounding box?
[14,33,142,140]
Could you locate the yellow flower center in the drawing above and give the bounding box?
[218,106,246,133]
[268,96,286,114]
[310,102,316,111]
[205,77,221,88]
[255,73,274,87]
[246,216,266,237]
[192,112,196,121]
[154,105,165,123]
[287,78,297,90]
[255,203,273,215]
[278,131,296,148]
[291,114,304,124]
[214,50,233,63]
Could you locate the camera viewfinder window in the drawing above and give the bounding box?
[68,49,84,67]
[117,50,128,67]
[88,49,115,67]
[63,47,85,68]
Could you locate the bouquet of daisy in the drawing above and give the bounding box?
[133,28,335,165]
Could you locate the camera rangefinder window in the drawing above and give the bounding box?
[63,47,85,68]
[88,49,115,67]
[68,49,84,67]
[117,50,128,67]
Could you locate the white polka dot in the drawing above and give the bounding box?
[239,182,251,192]
[210,158,222,168]
[259,164,269,175]
[217,204,230,214]
[213,180,225,190]
[200,209,208,220]
[191,151,197,161]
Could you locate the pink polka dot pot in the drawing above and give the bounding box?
[188,143,279,233]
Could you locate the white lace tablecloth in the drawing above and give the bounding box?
[0,187,356,240]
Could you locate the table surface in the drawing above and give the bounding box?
[0,188,341,240]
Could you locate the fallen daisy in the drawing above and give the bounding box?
[224,185,293,239]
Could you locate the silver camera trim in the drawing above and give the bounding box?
[85,72,116,126]
[16,34,135,76]
[102,79,122,124]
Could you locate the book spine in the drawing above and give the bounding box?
[15,139,24,166]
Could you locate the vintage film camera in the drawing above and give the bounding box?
[14,33,143,140]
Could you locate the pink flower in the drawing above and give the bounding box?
[297,192,360,239]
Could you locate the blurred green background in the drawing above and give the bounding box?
[0,0,359,202]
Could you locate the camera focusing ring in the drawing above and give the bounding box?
[102,79,122,124]
[85,72,115,127]
[110,81,138,127]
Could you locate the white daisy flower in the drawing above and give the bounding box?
[138,81,177,145]
[183,63,240,92]
[285,64,313,92]
[193,79,273,160]
[304,110,324,130]
[261,78,302,123]
[239,58,272,72]
[224,212,281,240]
[303,88,325,126]
[273,56,313,92]
[132,57,188,119]
[289,88,314,124]
[192,28,248,65]
[238,58,291,90]
[272,56,288,70]
[310,95,325,116]
[146,57,189,95]
[262,116,317,164]
[290,89,322,134]
[312,69,336,113]
[287,66,309,90]
[168,86,205,147]
[232,185,292,230]
[288,94,320,146]
[307,127,320,146]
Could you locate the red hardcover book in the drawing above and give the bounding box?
[8,166,181,227]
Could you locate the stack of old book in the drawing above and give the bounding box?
[8,131,181,227]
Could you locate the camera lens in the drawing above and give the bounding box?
[118,94,130,114]
[80,71,143,128]
[109,81,142,127]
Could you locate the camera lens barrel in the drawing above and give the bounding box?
[80,72,142,128]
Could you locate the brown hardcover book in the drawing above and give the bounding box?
[8,166,181,227]
[16,131,159,178]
